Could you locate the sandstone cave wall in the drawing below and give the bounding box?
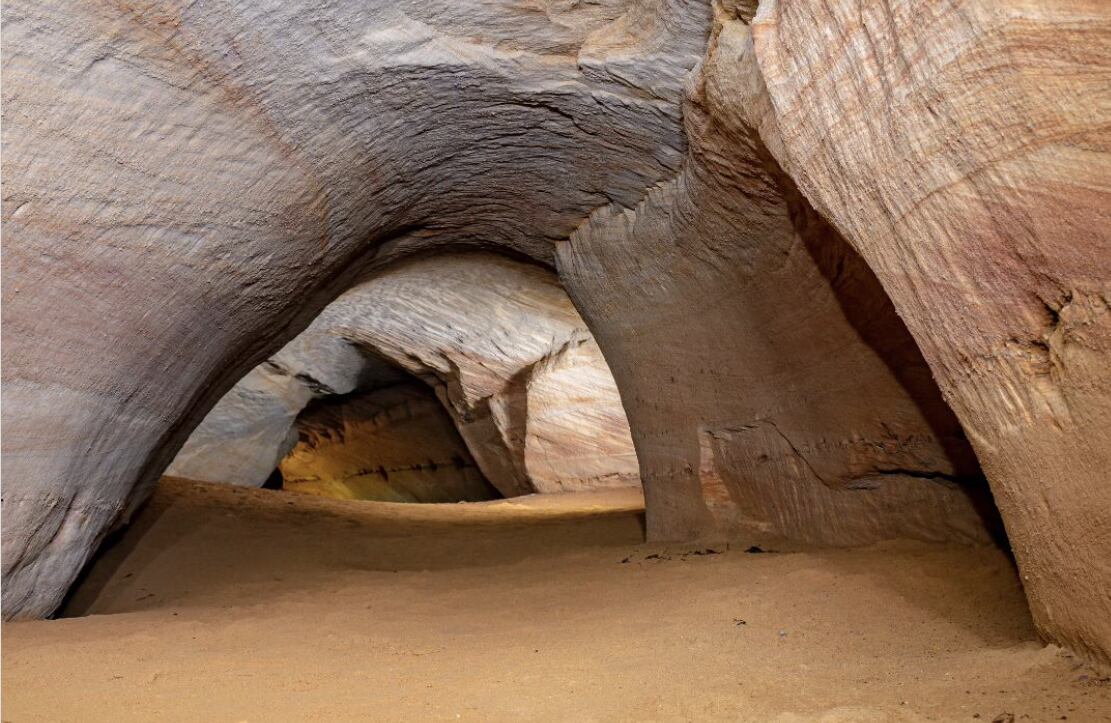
[166,334,400,487]
[749,0,1111,665]
[1,0,706,619]
[169,253,641,497]
[559,11,992,547]
[2,0,1109,667]
[279,382,500,503]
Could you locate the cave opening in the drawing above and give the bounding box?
[5,0,1110,714]
[21,224,1089,722]
[163,252,644,508]
[56,251,650,621]
[269,360,503,504]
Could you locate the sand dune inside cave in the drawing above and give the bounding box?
[3,478,1108,721]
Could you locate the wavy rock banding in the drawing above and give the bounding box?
[2,0,1108,667]
[169,253,641,497]
[278,382,500,503]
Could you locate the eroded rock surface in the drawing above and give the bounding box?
[171,253,641,497]
[560,0,1109,664]
[2,0,1109,668]
[749,0,1111,665]
[560,10,991,547]
[167,335,399,487]
[280,382,498,503]
[1,0,704,619]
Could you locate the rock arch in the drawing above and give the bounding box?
[2,0,1108,667]
[1,0,707,619]
[168,252,641,497]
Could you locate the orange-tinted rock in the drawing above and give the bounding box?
[750,0,1111,666]
[280,383,498,503]
[170,253,640,497]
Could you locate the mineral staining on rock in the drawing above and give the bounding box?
[279,382,500,503]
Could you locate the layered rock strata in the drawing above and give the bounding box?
[170,253,641,497]
[279,383,499,503]
[750,0,1111,666]
[560,9,993,547]
[1,0,705,619]
[2,0,1109,667]
[167,335,405,487]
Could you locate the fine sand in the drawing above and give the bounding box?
[3,477,1109,721]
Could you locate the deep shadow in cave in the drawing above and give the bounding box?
[275,371,503,504]
[778,170,1010,549]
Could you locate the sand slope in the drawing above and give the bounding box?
[3,478,1108,721]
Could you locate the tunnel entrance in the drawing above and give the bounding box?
[36,201,1062,723]
[277,379,501,503]
[6,0,1108,710]
[165,252,643,504]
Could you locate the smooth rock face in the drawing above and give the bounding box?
[749,0,1111,665]
[170,253,641,497]
[279,383,499,503]
[167,335,392,487]
[559,11,992,547]
[314,254,642,497]
[1,0,705,619]
[2,0,1109,667]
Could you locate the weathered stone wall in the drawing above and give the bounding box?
[2,0,1108,666]
[170,253,641,497]
[749,0,1111,667]
[279,382,499,503]
[559,9,992,547]
[1,0,706,619]
[167,334,396,487]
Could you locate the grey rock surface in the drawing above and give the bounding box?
[170,253,641,497]
[3,0,1109,669]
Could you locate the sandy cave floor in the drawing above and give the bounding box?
[3,478,1109,722]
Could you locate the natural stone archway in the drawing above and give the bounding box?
[2,0,1109,668]
[169,253,641,497]
[558,9,992,547]
[1,0,707,619]
[167,334,401,488]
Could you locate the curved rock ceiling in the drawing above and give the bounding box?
[168,253,641,497]
[1,0,1108,668]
